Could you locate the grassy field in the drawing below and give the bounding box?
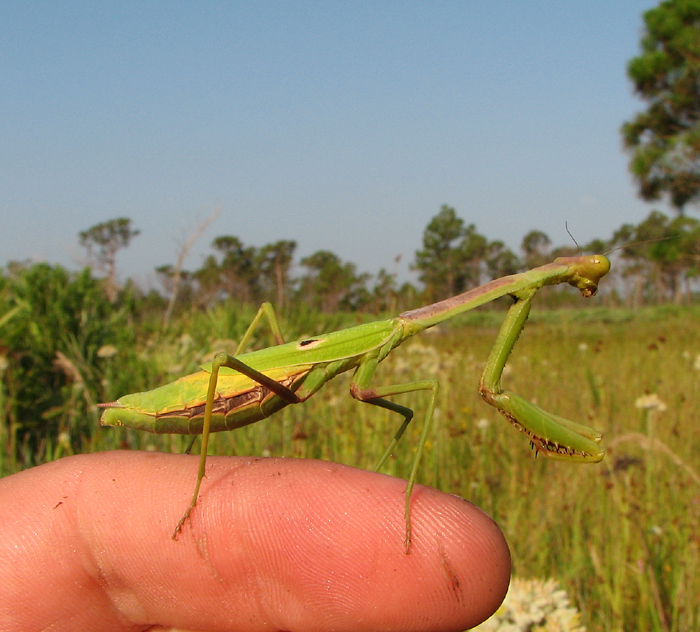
[3,304,700,630]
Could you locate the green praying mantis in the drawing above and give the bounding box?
[100,254,609,551]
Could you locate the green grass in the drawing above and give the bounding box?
[3,305,700,630]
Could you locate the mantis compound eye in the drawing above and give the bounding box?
[588,255,611,281]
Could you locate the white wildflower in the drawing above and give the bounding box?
[578,343,588,352]
[473,577,586,632]
[634,394,667,412]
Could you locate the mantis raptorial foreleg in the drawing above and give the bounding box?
[478,289,603,459]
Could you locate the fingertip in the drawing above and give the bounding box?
[8,452,510,632]
[199,457,511,630]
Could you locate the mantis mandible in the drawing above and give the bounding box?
[100,255,609,551]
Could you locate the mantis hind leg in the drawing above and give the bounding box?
[351,359,439,553]
[236,301,286,353]
[171,349,301,540]
[177,303,285,459]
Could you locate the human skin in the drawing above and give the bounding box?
[0,451,510,632]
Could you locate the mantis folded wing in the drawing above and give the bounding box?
[100,255,609,552]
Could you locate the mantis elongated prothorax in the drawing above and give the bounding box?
[100,255,610,551]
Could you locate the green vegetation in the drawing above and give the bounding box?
[1,234,699,629]
[1,207,699,632]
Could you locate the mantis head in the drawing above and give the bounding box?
[555,255,611,298]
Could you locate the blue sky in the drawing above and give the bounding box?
[1,2,664,286]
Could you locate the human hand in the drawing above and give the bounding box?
[0,451,510,631]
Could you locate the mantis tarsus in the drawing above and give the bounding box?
[100,255,609,551]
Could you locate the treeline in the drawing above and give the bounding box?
[10,206,700,324]
[2,206,700,331]
[152,205,699,314]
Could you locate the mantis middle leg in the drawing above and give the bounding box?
[350,357,439,553]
